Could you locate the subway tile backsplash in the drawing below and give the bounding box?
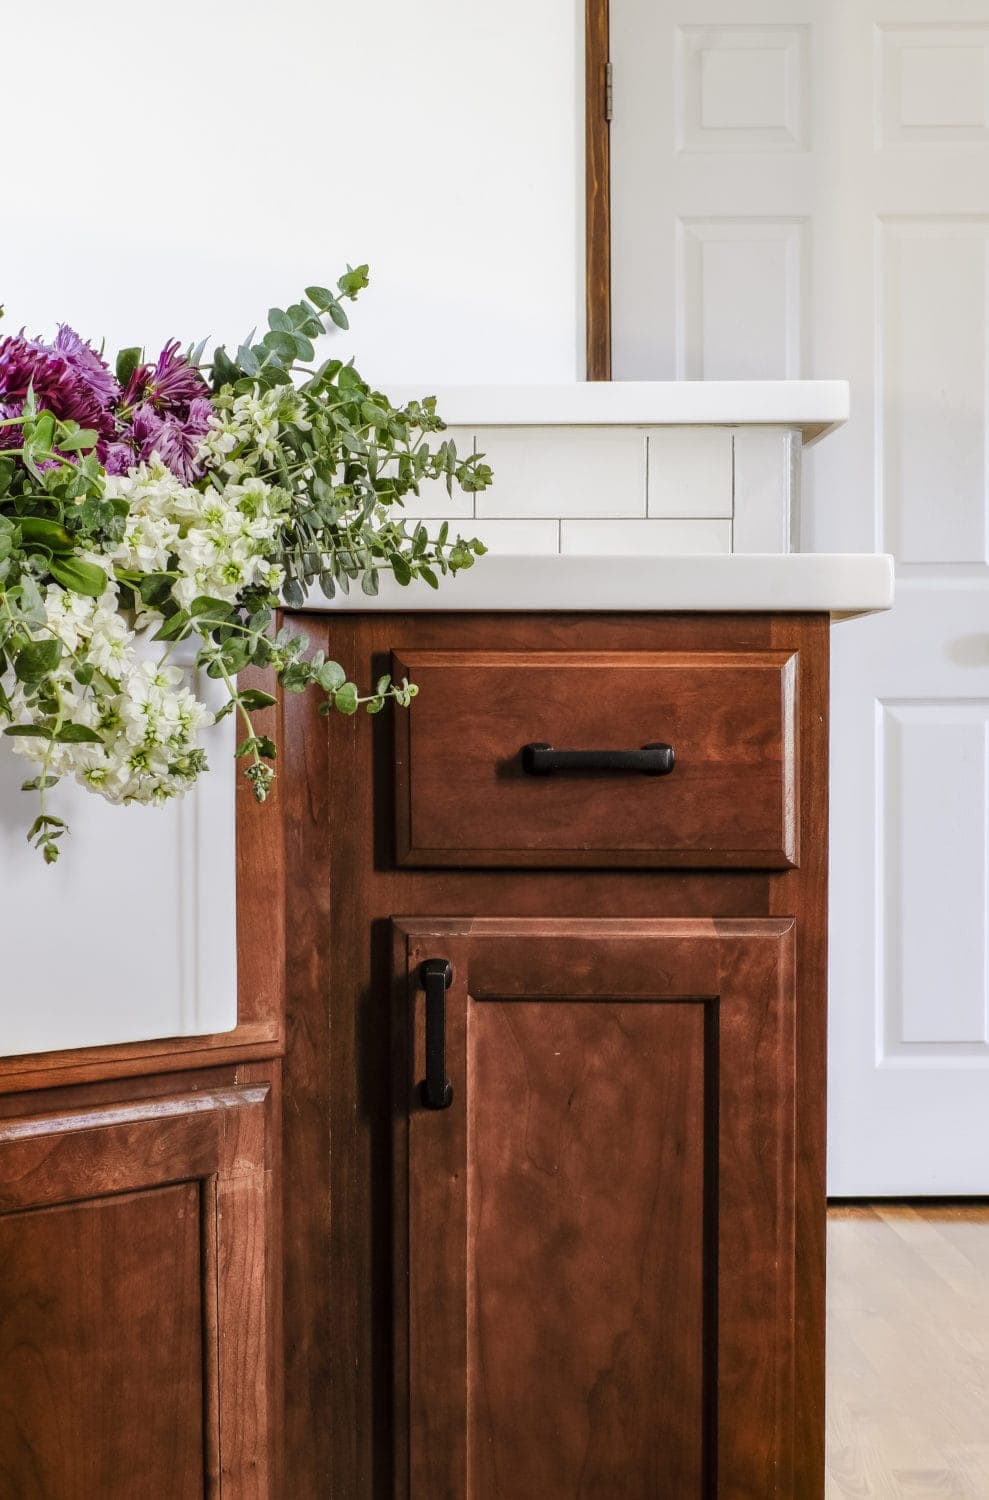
[396,424,795,555]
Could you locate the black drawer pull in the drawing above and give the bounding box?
[418,958,454,1110]
[520,742,675,777]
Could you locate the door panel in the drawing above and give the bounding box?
[0,1185,204,1498]
[610,0,989,1192]
[393,917,798,1498]
[0,1081,276,1498]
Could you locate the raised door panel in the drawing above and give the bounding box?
[392,917,799,1499]
[0,1184,204,1497]
[0,1079,277,1498]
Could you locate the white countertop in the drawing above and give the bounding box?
[382,381,849,444]
[303,554,894,619]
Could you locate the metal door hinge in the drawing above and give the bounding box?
[605,61,614,122]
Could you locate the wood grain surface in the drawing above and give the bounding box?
[393,649,798,868]
[0,1074,278,1498]
[393,917,794,1498]
[274,609,829,1497]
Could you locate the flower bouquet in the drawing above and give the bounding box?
[0,267,490,860]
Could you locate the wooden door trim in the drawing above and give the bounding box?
[586,0,612,379]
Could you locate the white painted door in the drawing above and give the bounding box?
[611,0,989,1193]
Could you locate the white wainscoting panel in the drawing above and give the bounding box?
[0,660,237,1056]
[676,218,806,379]
[879,217,989,566]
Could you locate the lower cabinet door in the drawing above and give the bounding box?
[0,1077,277,1498]
[393,917,799,1500]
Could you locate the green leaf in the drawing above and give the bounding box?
[262,330,298,361]
[54,723,103,744]
[115,346,142,385]
[21,775,60,791]
[316,660,346,692]
[337,264,370,297]
[49,555,107,597]
[4,723,53,739]
[152,610,192,643]
[236,343,260,376]
[267,308,293,332]
[188,594,235,621]
[305,285,333,310]
[14,639,62,684]
[18,518,74,553]
[237,688,277,710]
[55,425,98,453]
[328,302,349,331]
[333,681,359,715]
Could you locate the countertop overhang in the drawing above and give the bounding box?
[381,380,850,444]
[301,554,894,620]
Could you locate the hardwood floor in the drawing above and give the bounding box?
[827,1204,989,1497]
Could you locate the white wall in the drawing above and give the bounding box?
[0,1,584,1055]
[2,1,583,384]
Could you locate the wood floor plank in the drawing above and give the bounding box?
[827,1206,989,1498]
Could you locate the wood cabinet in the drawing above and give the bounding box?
[0,1067,280,1498]
[394,917,795,1497]
[277,609,829,1499]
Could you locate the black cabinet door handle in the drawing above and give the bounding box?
[520,742,675,777]
[418,959,453,1110]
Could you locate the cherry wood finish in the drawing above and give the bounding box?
[394,647,797,867]
[585,0,612,380]
[394,917,795,1498]
[0,1067,280,1497]
[275,609,830,1498]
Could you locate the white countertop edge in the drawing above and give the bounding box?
[300,554,894,619]
[378,381,850,443]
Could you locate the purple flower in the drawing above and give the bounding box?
[101,438,138,475]
[53,325,120,411]
[0,400,24,451]
[0,332,116,440]
[131,396,211,483]
[123,340,209,413]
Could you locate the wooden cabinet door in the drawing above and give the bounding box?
[393,917,798,1500]
[0,1078,277,1498]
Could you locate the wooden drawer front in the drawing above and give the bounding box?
[394,649,798,868]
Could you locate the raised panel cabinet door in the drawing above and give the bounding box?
[393,917,801,1500]
[0,1079,277,1499]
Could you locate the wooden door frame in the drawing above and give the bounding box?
[585,0,612,380]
